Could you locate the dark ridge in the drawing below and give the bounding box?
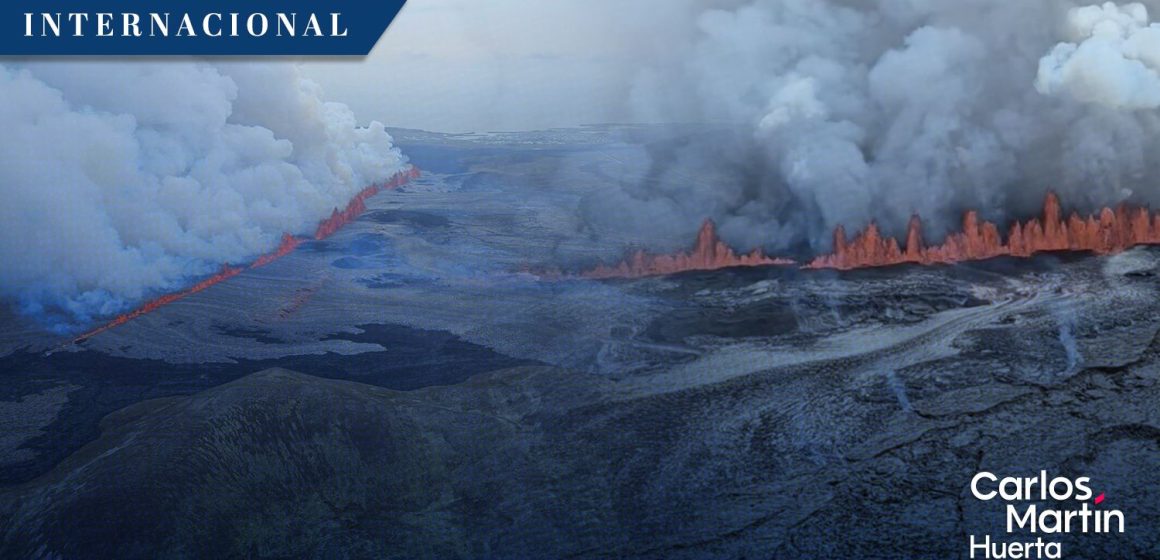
[0,323,536,486]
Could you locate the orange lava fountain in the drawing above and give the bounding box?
[72,167,420,343]
[583,220,796,279]
[315,167,421,240]
[581,191,1160,279]
[250,233,303,268]
[807,192,1160,270]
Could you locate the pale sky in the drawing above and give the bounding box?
[300,0,706,132]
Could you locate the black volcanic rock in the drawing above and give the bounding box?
[0,367,610,558]
[4,344,1160,558]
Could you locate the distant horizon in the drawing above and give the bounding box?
[380,121,732,135]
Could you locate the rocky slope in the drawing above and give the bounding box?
[3,345,1158,558]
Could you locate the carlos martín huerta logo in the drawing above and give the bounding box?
[969,471,1125,559]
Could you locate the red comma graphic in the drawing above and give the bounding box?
[1094,493,1105,505]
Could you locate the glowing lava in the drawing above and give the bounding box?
[72,167,419,343]
[72,266,244,343]
[583,220,796,279]
[582,192,1160,279]
[315,167,421,240]
[250,233,303,268]
[807,192,1160,269]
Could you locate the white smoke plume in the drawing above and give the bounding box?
[583,1,1160,254]
[0,63,406,328]
[1037,2,1160,109]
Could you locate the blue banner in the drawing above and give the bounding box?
[5,1,407,55]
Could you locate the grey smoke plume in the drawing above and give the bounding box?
[588,1,1160,253]
[0,63,406,328]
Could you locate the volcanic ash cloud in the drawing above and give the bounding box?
[596,1,1160,255]
[0,63,407,328]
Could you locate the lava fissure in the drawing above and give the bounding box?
[808,192,1160,270]
[315,167,420,240]
[583,220,796,279]
[72,167,420,343]
[583,192,1160,278]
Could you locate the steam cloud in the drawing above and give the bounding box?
[0,63,406,328]
[586,1,1160,254]
[1037,2,1160,109]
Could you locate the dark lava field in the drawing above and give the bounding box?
[3,128,1159,558]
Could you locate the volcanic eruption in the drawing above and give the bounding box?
[576,1,1160,285]
[807,192,1160,270]
[583,219,795,279]
[72,167,420,343]
[583,192,1160,278]
[314,167,421,240]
